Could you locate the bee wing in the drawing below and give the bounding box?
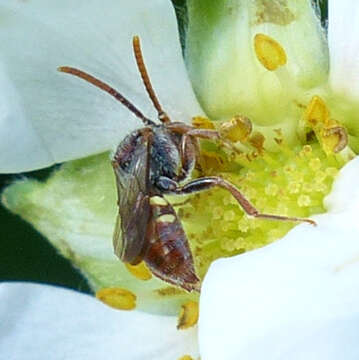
[112,133,151,264]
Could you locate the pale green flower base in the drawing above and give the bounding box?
[2,154,197,315]
[326,92,359,153]
[2,139,345,315]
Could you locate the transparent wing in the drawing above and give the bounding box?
[112,133,151,264]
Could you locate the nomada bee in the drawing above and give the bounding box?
[59,36,315,292]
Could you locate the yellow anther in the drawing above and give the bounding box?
[304,95,329,128]
[178,356,194,360]
[320,125,348,154]
[304,96,348,154]
[299,144,313,158]
[249,131,265,152]
[309,158,321,171]
[96,287,136,310]
[297,194,311,207]
[125,261,152,281]
[326,167,339,178]
[219,115,252,142]
[192,116,215,130]
[224,210,236,221]
[200,151,226,171]
[265,183,279,196]
[177,301,199,330]
[254,33,287,71]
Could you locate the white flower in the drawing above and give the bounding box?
[1,0,359,359]
[2,156,359,359]
[0,282,199,360]
[0,0,202,173]
[200,157,359,360]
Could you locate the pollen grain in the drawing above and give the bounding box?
[254,33,287,71]
[177,301,199,330]
[125,261,152,281]
[96,287,136,310]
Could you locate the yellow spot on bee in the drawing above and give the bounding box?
[177,301,199,330]
[150,196,167,206]
[254,33,287,71]
[157,214,176,223]
[96,288,136,310]
[125,261,152,281]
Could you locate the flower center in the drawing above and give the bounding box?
[172,34,348,281]
[120,34,348,312]
[177,138,342,279]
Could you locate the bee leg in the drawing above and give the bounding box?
[184,128,240,154]
[178,133,199,181]
[167,123,238,154]
[171,176,316,226]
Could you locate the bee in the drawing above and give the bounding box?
[58,36,315,292]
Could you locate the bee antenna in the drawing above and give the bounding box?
[58,66,155,126]
[132,36,171,124]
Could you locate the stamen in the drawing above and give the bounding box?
[200,151,227,172]
[96,288,136,310]
[249,131,265,152]
[180,139,342,278]
[177,356,194,360]
[297,194,311,207]
[219,115,252,142]
[303,95,348,154]
[192,116,215,130]
[177,301,199,330]
[304,95,329,127]
[125,261,152,281]
[254,33,287,71]
[321,126,348,153]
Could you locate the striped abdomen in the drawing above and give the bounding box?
[144,195,200,292]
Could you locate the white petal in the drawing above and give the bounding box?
[0,0,203,173]
[199,158,359,360]
[324,156,359,213]
[328,0,359,99]
[0,282,198,360]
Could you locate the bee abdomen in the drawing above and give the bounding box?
[144,196,200,291]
